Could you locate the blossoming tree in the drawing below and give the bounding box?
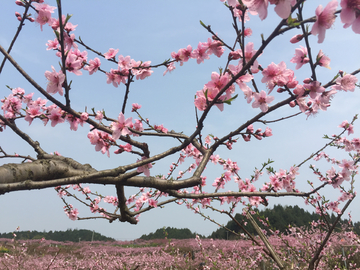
[1,0,360,268]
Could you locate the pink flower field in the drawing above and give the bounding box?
[1,228,359,270]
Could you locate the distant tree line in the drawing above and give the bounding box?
[0,229,114,242]
[1,205,358,241]
[210,204,359,240]
[140,227,204,240]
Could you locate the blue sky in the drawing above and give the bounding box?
[1,1,360,241]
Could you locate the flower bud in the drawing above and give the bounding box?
[229,50,241,60]
[15,1,24,6]
[290,34,303,43]
[289,101,296,107]
[244,28,252,37]
[254,134,262,140]
[242,134,251,142]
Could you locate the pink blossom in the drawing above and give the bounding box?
[148,199,158,208]
[339,120,354,135]
[50,15,77,32]
[340,0,360,33]
[104,196,118,206]
[261,61,293,92]
[25,105,42,125]
[339,159,356,172]
[223,0,239,8]
[33,3,56,31]
[163,62,176,76]
[131,60,153,80]
[80,112,88,121]
[205,72,234,94]
[311,0,338,43]
[95,111,104,122]
[12,87,25,95]
[244,28,253,36]
[269,0,296,19]
[304,81,325,99]
[332,74,358,91]
[229,50,241,60]
[194,90,207,111]
[137,156,152,177]
[64,33,77,51]
[249,196,262,207]
[264,127,273,137]
[44,66,65,96]
[82,187,91,194]
[191,42,210,64]
[232,8,251,22]
[244,42,260,73]
[154,124,168,133]
[111,112,133,140]
[87,128,114,157]
[114,143,132,154]
[66,114,80,131]
[106,68,129,87]
[2,94,22,119]
[46,38,59,50]
[132,103,142,112]
[290,46,310,70]
[205,135,212,145]
[204,38,224,57]
[65,51,83,75]
[171,45,192,66]
[133,119,144,134]
[121,143,132,152]
[84,58,101,75]
[252,90,274,112]
[103,48,119,59]
[316,50,331,69]
[228,62,254,93]
[310,95,330,112]
[66,208,79,221]
[118,55,132,70]
[48,107,65,127]
[243,0,269,20]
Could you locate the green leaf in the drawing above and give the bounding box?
[223,94,238,105]
[199,20,207,29]
[54,30,60,40]
[64,14,73,25]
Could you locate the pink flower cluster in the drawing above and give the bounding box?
[171,37,224,67]
[242,0,296,20]
[87,128,115,157]
[105,52,153,87]
[63,204,78,221]
[262,166,299,193]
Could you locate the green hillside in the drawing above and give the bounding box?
[210,204,357,239]
[140,227,204,240]
[0,229,114,242]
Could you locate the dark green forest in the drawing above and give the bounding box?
[140,205,360,240]
[1,205,359,241]
[140,227,204,240]
[0,229,114,242]
[210,204,359,239]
